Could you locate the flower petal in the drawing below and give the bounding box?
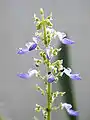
[17,48,29,54]
[29,43,37,51]
[48,75,55,83]
[70,74,81,80]
[17,73,30,79]
[57,32,66,40]
[62,103,72,110]
[67,109,79,116]
[63,68,71,76]
[57,32,75,45]
[25,42,37,51]
[28,69,38,77]
[61,38,75,45]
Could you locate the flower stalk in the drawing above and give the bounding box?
[47,82,52,120]
[17,8,81,120]
[42,12,52,120]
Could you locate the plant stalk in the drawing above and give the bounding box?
[47,82,52,120]
[42,14,52,120]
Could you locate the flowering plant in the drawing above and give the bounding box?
[17,8,81,120]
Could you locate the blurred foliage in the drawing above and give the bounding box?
[58,44,78,120]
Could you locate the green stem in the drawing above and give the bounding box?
[42,14,47,47]
[47,83,52,120]
[42,14,52,120]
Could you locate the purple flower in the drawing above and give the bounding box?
[62,103,79,116]
[70,73,81,80]
[17,36,40,55]
[67,109,79,116]
[63,68,81,80]
[17,42,37,55]
[28,42,37,51]
[48,74,55,83]
[57,32,75,45]
[17,48,29,54]
[17,73,30,79]
[61,38,75,45]
[17,69,38,79]
[25,42,37,51]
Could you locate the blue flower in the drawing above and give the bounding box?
[62,103,79,116]
[17,42,37,55]
[28,42,37,51]
[25,41,37,51]
[57,32,75,45]
[48,74,55,83]
[70,73,81,80]
[17,36,40,55]
[17,69,38,79]
[17,48,29,54]
[17,73,30,79]
[63,68,81,80]
[61,38,75,45]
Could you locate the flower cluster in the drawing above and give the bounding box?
[17,8,81,120]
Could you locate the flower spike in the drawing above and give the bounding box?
[17,9,81,119]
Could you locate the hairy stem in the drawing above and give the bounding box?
[42,14,52,120]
